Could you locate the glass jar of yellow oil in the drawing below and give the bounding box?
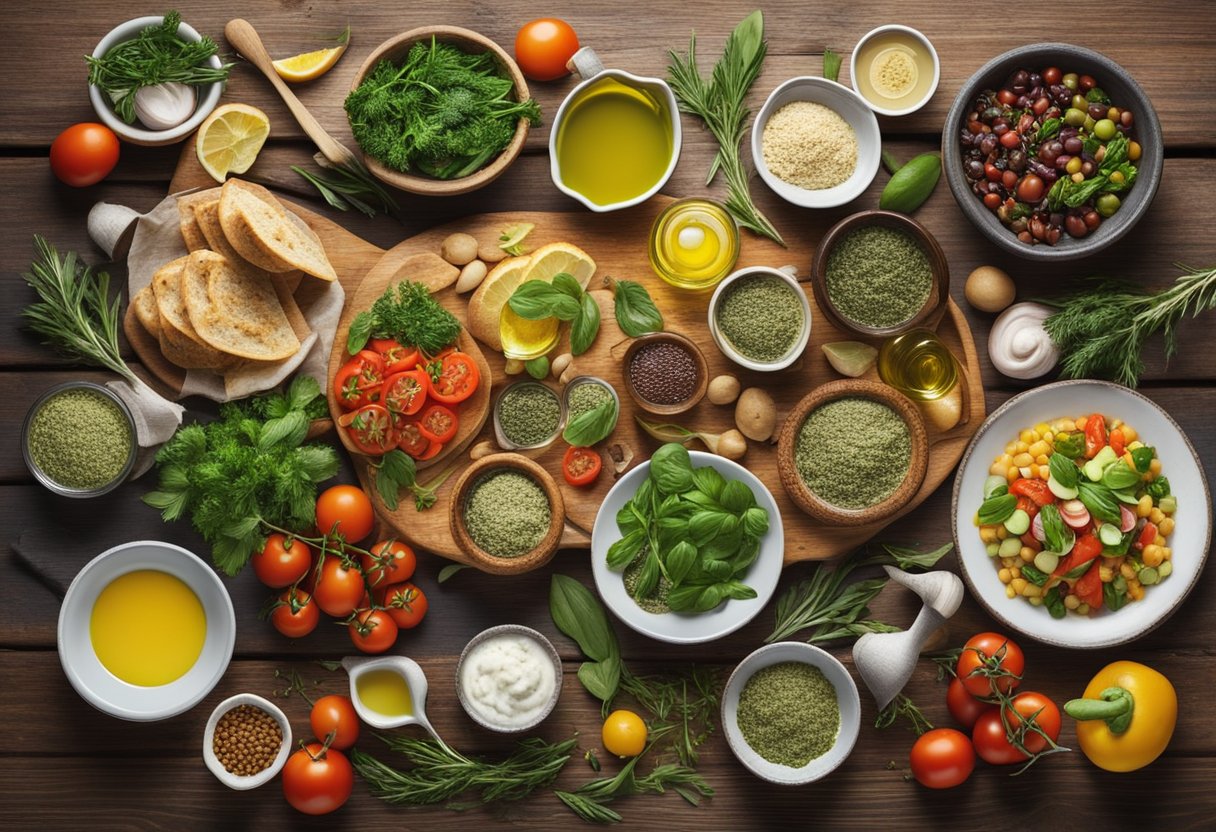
[878,329,959,401]
[500,304,560,361]
[648,198,740,291]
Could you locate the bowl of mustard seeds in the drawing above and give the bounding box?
[203,694,291,790]
[22,381,137,498]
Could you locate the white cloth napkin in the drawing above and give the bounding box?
[105,377,184,478]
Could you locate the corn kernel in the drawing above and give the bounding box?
[1129,583,1145,601]
[1007,466,1020,482]
[1005,584,1017,599]
[1153,534,1166,547]
[1022,584,1041,598]
[1019,430,1036,444]
[1142,545,1164,567]
[1039,466,1051,481]
[1064,594,1081,610]
[1136,495,1153,518]
[1149,508,1165,525]
[1041,431,1054,443]
[1123,451,1135,469]
[998,568,1012,583]
[1033,422,1049,435]
[1035,454,1051,466]
[1120,562,1137,580]
[1013,452,1033,467]
[1099,566,1114,583]
[1159,518,1175,536]
[1058,419,1076,432]
[1077,603,1090,615]
[989,461,1006,476]
[1011,577,1028,594]
[1010,567,1021,579]
[1144,471,1155,483]
[1150,458,1163,475]
[1028,596,1044,606]
[1005,442,1019,455]
[1016,441,1030,454]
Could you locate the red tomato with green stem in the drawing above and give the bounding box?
[369,338,420,375]
[282,742,353,815]
[315,485,374,543]
[313,557,367,617]
[333,350,385,411]
[310,694,360,749]
[349,608,399,653]
[956,632,1025,699]
[381,582,428,629]
[339,403,396,456]
[252,533,313,588]
[909,728,975,789]
[946,676,995,729]
[428,352,480,404]
[50,123,120,187]
[972,709,1026,765]
[361,540,416,587]
[514,18,579,81]
[1004,691,1063,756]
[270,588,319,638]
[418,403,458,444]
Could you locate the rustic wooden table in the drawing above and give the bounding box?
[3,2,1214,829]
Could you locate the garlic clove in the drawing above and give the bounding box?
[988,302,1060,380]
[133,82,197,131]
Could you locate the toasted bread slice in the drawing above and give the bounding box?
[150,257,238,370]
[194,197,306,292]
[182,250,301,362]
[217,179,338,281]
[176,188,221,252]
[131,286,161,339]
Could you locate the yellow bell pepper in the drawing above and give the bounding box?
[1063,661,1176,772]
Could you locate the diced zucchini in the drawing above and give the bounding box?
[1098,523,1125,546]
[1084,446,1118,480]
[1034,551,1060,573]
[1138,566,1160,585]
[1047,474,1079,500]
[986,542,1001,557]
[1004,509,1031,535]
[999,537,1022,557]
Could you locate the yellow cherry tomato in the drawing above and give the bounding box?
[1064,660,1176,772]
[601,709,647,757]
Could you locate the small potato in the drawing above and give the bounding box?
[478,240,507,263]
[707,374,741,405]
[550,352,573,379]
[440,232,478,266]
[455,259,488,293]
[735,387,776,442]
[965,265,1016,313]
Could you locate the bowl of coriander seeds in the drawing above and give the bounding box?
[203,694,292,790]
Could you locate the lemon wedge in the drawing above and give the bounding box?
[272,41,349,83]
[196,103,270,183]
[466,256,531,350]
[522,242,597,289]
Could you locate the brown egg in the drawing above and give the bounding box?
[964,266,1016,313]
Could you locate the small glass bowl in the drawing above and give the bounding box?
[22,381,137,498]
[563,376,620,422]
[648,197,740,291]
[493,380,565,450]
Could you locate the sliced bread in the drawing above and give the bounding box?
[181,250,301,362]
[150,257,238,370]
[217,179,338,282]
[177,188,222,252]
[131,286,161,339]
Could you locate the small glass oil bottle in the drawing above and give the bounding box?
[648,198,740,291]
[878,329,958,401]
[499,304,559,361]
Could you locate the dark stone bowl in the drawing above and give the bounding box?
[942,43,1163,262]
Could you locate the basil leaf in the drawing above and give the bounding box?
[1048,453,1078,489]
[1020,563,1049,586]
[509,281,581,320]
[571,291,601,356]
[551,272,583,299]
[665,541,698,587]
[692,466,726,501]
[635,549,661,597]
[606,528,646,570]
[720,479,755,514]
[1064,559,1095,580]
[1104,582,1129,612]
[549,574,620,664]
[731,537,761,575]
[346,310,375,354]
[563,398,618,446]
[1146,476,1171,500]
[612,278,664,336]
[1078,481,1122,525]
[1046,175,1069,212]
[650,443,694,495]
[742,506,769,538]
[1036,117,1061,141]
[577,660,621,704]
[1085,86,1110,104]
[615,502,641,535]
[1045,585,1067,619]
[977,493,1017,525]
[689,511,737,547]
[1064,175,1109,207]
[1040,504,1073,554]
[1130,446,1155,473]
[1054,433,1085,459]
[1103,530,1134,557]
[682,490,722,511]
[667,582,726,613]
[721,579,758,601]
[525,356,549,379]
[1101,461,1141,491]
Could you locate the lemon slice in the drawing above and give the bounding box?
[466,256,531,350]
[272,41,349,83]
[522,242,597,289]
[196,104,270,183]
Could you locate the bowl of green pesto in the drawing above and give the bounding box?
[777,379,929,526]
[810,210,950,338]
[708,266,812,371]
[22,381,137,498]
[722,641,861,785]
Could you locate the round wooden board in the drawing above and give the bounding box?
[342,196,987,568]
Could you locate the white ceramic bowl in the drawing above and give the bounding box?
[57,540,236,721]
[849,25,941,117]
[590,450,784,644]
[750,76,881,209]
[202,694,292,790]
[708,266,812,372]
[952,380,1211,648]
[88,16,225,146]
[456,624,563,733]
[722,642,861,785]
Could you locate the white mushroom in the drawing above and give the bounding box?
[988,302,1060,380]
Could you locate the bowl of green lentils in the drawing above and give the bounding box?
[810,210,949,338]
[449,453,565,575]
[22,381,137,498]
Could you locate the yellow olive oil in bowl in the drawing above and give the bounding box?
[649,198,740,290]
[554,77,674,208]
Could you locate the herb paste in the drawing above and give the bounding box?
[795,397,910,509]
[737,661,840,767]
[497,383,561,447]
[716,274,803,362]
[464,470,551,558]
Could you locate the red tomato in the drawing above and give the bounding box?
[50,123,120,187]
[252,533,313,588]
[416,441,443,461]
[316,485,374,542]
[1109,428,1126,457]
[1055,533,1102,577]
[428,352,480,404]
[1003,692,1062,756]
[382,369,429,421]
[417,404,458,444]
[909,728,975,789]
[563,446,603,487]
[1009,478,1056,507]
[361,539,416,587]
[339,403,396,456]
[381,582,428,629]
[1074,560,1104,609]
[349,608,399,654]
[956,633,1025,699]
[282,743,353,815]
[368,338,420,375]
[1136,522,1158,550]
[514,18,579,81]
[333,351,386,411]
[972,709,1025,765]
[946,676,995,730]
[313,557,367,617]
[1015,496,1041,521]
[270,588,320,638]
[309,694,360,749]
[1084,413,1108,458]
[396,419,431,457]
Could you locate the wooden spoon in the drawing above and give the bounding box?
[224,18,358,168]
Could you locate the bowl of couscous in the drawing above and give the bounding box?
[951,380,1210,649]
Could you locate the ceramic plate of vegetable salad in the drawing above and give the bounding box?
[952,380,1210,648]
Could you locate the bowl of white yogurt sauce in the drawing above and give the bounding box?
[456,624,563,733]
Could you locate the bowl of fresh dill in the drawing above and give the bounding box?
[347,26,541,196]
[87,13,231,146]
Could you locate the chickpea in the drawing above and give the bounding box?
[1120,562,1137,580]
[980,527,998,544]
[1011,577,1028,594]
[1076,603,1091,615]
[1136,495,1153,518]
[1142,545,1164,568]
[1149,507,1165,525]
[996,526,1008,540]
[1149,458,1163,476]
[1019,429,1036,444]
[1064,594,1081,610]
[1153,534,1167,547]
[1013,452,1033,468]
[1122,425,1138,442]
[1022,584,1042,598]
[1162,547,1172,561]
[1035,454,1050,466]
[1020,548,1036,563]
[1005,442,1019,455]
[1007,466,1021,482]
[1005,584,1018,599]
[998,568,1013,583]
[1010,567,1022,579]
[1099,566,1114,583]
[1158,517,1175,537]
[1028,440,1051,457]
[990,461,1008,476]
[1028,596,1044,607]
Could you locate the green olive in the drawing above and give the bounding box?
[1072,94,1089,111]
[1096,193,1121,218]
[1094,119,1118,141]
[1084,116,1097,132]
[1062,72,1079,90]
[1064,107,1087,127]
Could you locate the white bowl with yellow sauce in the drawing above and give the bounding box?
[849,25,940,117]
[57,540,235,721]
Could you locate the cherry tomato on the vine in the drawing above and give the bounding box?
[909,728,975,789]
[361,540,416,587]
[315,484,374,543]
[956,632,1025,699]
[946,676,995,730]
[349,608,399,654]
[282,742,353,815]
[312,557,366,617]
[380,581,428,629]
[270,588,319,638]
[310,695,360,750]
[252,533,313,588]
[1003,691,1062,756]
[972,709,1025,765]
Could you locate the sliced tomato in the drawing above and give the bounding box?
[1015,496,1041,521]
[418,404,458,444]
[369,338,420,375]
[429,352,480,404]
[1135,522,1158,551]
[1074,560,1104,609]
[1053,532,1102,577]
[1084,413,1108,459]
[339,404,396,456]
[563,446,602,487]
[1009,478,1056,507]
[396,419,430,457]
[417,440,443,461]
[382,369,429,422]
[333,351,385,411]
[1109,428,1126,458]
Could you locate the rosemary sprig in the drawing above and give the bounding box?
[618,666,720,768]
[555,742,713,825]
[875,693,934,735]
[1041,263,1216,387]
[667,10,784,245]
[21,236,137,386]
[292,153,400,218]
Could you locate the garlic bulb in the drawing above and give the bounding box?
[133,83,196,131]
[989,302,1060,379]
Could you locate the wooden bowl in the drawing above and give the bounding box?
[449,454,565,575]
[622,332,709,416]
[349,26,532,196]
[810,210,949,339]
[776,379,928,526]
